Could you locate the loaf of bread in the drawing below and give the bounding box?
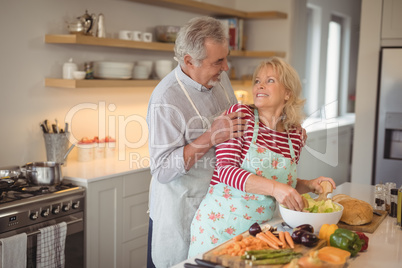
[333,194,373,225]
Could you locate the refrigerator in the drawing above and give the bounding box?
[374,48,402,185]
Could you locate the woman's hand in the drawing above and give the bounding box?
[271,181,305,212]
[308,176,336,194]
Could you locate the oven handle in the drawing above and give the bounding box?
[26,218,83,237]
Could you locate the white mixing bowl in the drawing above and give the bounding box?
[279,202,344,233]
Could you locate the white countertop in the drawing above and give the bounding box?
[173,182,402,268]
[62,146,150,185]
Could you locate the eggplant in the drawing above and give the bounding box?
[249,222,262,236]
[300,231,318,247]
[293,224,314,234]
[291,229,305,244]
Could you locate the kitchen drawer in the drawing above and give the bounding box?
[123,169,152,197]
[122,192,149,243]
[122,234,148,268]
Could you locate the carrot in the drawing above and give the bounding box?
[284,231,295,249]
[279,231,287,248]
[265,231,284,247]
[233,234,243,242]
[256,232,280,249]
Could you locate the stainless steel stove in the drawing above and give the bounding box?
[0,178,85,268]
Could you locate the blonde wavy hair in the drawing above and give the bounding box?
[252,57,306,130]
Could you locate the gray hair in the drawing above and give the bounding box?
[174,17,227,67]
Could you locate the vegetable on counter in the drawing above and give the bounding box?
[284,246,350,268]
[317,246,351,267]
[294,223,315,234]
[249,222,262,237]
[318,223,339,246]
[291,224,319,248]
[243,249,302,266]
[355,232,369,251]
[329,228,365,257]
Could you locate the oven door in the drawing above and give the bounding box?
[0,212,84,268]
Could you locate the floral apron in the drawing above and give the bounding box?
[188,109,297,257]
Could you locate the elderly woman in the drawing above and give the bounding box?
[188,57,336,257]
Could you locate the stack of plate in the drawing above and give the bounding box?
[93,61,134,79]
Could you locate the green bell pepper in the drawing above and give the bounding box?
[329,228,364,257]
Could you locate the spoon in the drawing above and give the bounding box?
[315,181,333,201]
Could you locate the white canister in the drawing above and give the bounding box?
[105,141,116,158]
[77,142,95,162]
[63,58,78,79]
[94,142,105,159]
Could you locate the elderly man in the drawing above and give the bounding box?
[146,16,246,267]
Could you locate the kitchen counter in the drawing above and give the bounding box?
[173,182,402,268]
[62,145,150,185]
[62,114,355,184]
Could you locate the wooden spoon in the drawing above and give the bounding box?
[315,181,333,201]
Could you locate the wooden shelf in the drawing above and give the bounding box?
[45,34,285,58]
[45,78,160,88]
[128,0,287,19]
[45,78,250,89]
[45,34,174,52]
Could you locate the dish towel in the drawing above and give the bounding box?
[36,222,67,268]
[0,232,27,268]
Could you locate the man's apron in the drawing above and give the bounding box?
[150,71,231,267]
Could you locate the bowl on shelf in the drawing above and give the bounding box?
[93,61,134,79]
[136,60,153,78]
[155,60,173,79]
[73,71,86,80]
[155,25,181,43]
[279,202,344,233]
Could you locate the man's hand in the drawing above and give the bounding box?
[209,111,247,146]
[295,125,307,146]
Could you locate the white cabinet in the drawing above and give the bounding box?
[382,0,402,40]
[297,125,353,186]
[80,168,151,268]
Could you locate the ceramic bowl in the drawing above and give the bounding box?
[279,202,344,233]
[73,71,86,80]
[136,60,153,77]
[155,25,181,43]
[155,60,173,79]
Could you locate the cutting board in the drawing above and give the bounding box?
[203,230,326,268]
[337,209,388,233]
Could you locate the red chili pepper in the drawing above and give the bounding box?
[355,231,369,251]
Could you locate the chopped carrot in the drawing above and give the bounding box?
[279,231,287,248]
[256,232,280,249]
[233,234,243,242]
[265,231,284,247]
[284,231,295,249]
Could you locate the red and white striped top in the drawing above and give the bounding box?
[210,104,304,191]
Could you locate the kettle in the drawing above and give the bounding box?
[77,10,97,35]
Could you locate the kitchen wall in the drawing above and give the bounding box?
[0,0,292,166]
[0,0,361,175]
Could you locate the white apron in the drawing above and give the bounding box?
[150,71,231,267]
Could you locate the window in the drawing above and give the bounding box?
[325,15,343,118]
[304,6,349,119]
